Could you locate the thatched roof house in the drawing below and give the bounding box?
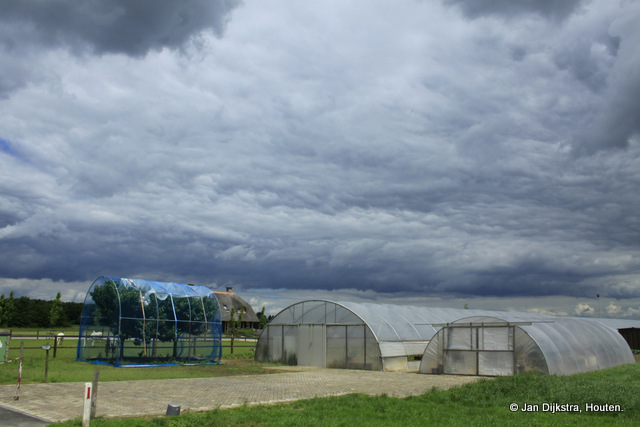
[212,287,259,331]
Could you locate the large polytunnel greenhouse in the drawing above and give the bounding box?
[254,300,548,371]
[77,277,222,367]
[255,300,637,374]
[418,315,635,376]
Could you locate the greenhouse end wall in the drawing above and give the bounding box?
[419,318,548,376]
[419,316,635,376]
[77,277,223,367]
[255,301,384,370]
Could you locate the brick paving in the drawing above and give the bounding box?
[0,368,481,423]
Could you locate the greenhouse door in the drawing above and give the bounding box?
[443,325,515,376]
[298,324,326,367]
[477,326,514,376]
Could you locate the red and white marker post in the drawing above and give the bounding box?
[82,382,92,427]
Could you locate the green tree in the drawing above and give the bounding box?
[258,306,268,329]
[89,279,219,362]
[62,300,83,325]
[229,306,246,335]
[0,294,5,327]
[7,291,16,325]
[49,292,66,327]
[229,308,237,334]
[90,280,120,335]
[90,279,149,359]
[0,293,80,328]
[0,292,17,327]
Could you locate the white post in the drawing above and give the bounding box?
[82,382,92,427]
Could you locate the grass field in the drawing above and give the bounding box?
[0,336,262,385]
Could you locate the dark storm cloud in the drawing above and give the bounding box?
[571,14,640,153]
[0,0,242,56]
[1,0,640,316]
[552,35,619,92]
[443,0,584,21]
[0,0,241,98]
[441,0,640,155]
[442,0,640,155]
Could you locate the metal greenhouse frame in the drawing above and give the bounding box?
[255,299,638,374]
[254,300,551,371]
[77,277,222,367]
[419,315,635,376]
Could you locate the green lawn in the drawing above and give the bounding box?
[53,362,640,426]
[0,337,261,385]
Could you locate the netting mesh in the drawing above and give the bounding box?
[77,276,222,366]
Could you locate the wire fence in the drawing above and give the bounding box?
[4,330,258,354]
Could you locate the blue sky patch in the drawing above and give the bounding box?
[0,138,13,153]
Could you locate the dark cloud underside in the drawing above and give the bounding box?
[443,0,584,20]
[0,0,241,56]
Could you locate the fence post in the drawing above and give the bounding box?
[90,370,99,419]
[43,345,50,383]
[14,342,23,401]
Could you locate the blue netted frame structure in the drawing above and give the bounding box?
[77,277,222,367]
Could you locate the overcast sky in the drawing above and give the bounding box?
[1,0,639,318]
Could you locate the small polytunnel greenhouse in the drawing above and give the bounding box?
[418,316,635,376]
[254,300,545,371]
[77,277,222,367]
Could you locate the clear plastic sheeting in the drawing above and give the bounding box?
[255,301,383,370]
[77,276,222,367]
[523,318,635,375]
[256,300,637,373]
[254,300,549,371]
[419,316,635,376]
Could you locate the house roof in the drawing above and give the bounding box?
[212,290,259,323]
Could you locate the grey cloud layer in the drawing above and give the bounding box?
[0,0,241,97]
[0,0,241,55]
[444,0,584,20]
[1,0,639,304]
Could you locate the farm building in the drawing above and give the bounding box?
[212,287,260,332]
[418,315,635,376]
[618,328,640,350]
[77,277,222,366]
[255,299,638,374]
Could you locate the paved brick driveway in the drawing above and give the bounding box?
[0,368,481,423]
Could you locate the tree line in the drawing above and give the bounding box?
[0,292,83,328]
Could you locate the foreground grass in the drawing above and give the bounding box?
[0,338,261,385]
[54,363,640,427]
